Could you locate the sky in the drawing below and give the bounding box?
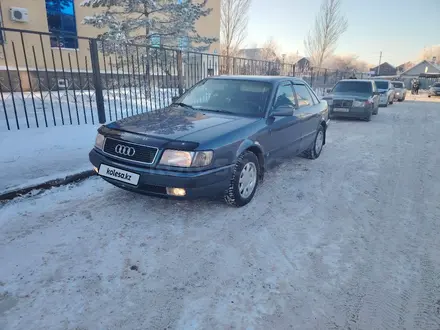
[246,0,440,66]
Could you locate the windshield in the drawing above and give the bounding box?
[176,78,272,117]
[392,82,404,88]
[332,81,372,94]
[374,81,389,89]
[433,83,440,87]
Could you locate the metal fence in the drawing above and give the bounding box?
[1,27,360,131]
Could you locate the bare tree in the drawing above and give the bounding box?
[328,54,369,72]
[304,0,348,68]
[260,37,279,61]
[419,45,440,65]
[221,0,251,60]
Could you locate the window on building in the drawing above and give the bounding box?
[45,0,78,49]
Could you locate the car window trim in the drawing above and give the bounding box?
[271,81,297,110]
[293,83,314,108]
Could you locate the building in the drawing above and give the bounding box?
[0,0,220,90]
[399,60,440,89]
[370,62,397,76]
[396,61,415,74]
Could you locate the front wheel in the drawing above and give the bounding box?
[224,151,260,207]
[302,125,325,159]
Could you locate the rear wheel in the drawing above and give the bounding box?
[302,125,325,159]
[373,106,378,115]
[224,151,260,207]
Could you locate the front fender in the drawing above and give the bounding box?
[235,139,264,159]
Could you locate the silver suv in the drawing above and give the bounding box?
[428,82,440,97]
[391,81,407,101]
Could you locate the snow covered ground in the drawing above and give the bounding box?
[1,97,440,330]
[0,125,98,194]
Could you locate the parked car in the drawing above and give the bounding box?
[428,82,440,97]
[391,81,407,101]
[373,80,395,106]
[89,76,330,207]
[323,79,379,121]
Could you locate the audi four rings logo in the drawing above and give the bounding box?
[115,144,136,156]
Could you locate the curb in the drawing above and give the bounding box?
[0,170,96,202]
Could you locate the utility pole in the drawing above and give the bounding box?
[377,51,382,76]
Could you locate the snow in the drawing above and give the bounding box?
[0,125,98,194]
[1,98,440,329]
[0,88,178,132]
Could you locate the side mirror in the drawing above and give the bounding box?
[326,88,332,93]
[374,91,380,96]
[271,105,294,117]
[171,96,179,103]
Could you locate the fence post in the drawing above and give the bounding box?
[232,58,237,75]
[89,39,106,124]
[292,64,296,77]
[177,50,184,96]
[324,69,328,85]
[310,67,314,87]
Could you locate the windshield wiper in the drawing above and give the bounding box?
[202,109,236,115]
[173,102,195,110]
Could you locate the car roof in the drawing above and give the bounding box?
[338,79,373,83]
[210,75,305,84]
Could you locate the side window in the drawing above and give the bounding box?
[293,84,313,108]
[274,83,296,108]
[306,85,320,104]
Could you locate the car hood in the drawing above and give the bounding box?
[324,92,371,101]
[105,106,257,142]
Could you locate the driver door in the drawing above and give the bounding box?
[266,82,302,159]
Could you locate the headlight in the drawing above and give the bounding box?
[159,150,213,167]
[352,100,365,107]
[95,133,105,150]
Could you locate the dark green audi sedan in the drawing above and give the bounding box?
[90,76,330,207]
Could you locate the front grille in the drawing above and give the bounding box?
[333,100,353,108]
[103,137,158,164]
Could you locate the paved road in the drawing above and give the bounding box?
[1,97,440,330]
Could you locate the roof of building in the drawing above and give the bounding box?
[370,62,396,70]
[400,60,440,75]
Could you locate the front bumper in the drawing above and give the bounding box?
[329,106,371,119]
[89,149,234,199]
[379,95,389,105]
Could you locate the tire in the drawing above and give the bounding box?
[428,95,431,98]
[373,106,378,115]
[364,111,372,122]
[224,151,260,207]
[302,125,325,160]
[383,102,388,108]
[389,98,394,105]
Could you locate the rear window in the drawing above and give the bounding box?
[374,81,389,89]
[332,81,372,93]
[392,82,404,88]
